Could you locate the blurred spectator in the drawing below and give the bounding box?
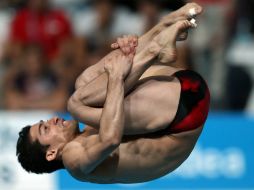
[6,0,73,61]
[73,0,140,58]
[74,0,115,53]
[71,0,114,76]
[50,36,88,95]
[3,44,69,111]
[0,1,13,108]
[0,3,12,62]
[0,0,26,10]
[225,66,252,110]
[137,0,161,33]
[0,0,77,108]
[225,0,254,112]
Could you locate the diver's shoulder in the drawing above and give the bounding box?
[62,141,90,182]
[62,141,84,167]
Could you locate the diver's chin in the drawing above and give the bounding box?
[70,120,80,134]
[63,120,78,128]
[63,120,80,140]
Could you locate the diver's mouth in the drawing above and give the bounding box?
[56,117,66,127]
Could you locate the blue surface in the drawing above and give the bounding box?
[57,112,254,189]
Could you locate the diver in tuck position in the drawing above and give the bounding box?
[16,3,210,184]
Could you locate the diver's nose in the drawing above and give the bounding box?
[52,117,59,125]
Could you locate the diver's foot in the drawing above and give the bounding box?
[161,3,203,26]
[160,3,202,41]
[153,20,196,63]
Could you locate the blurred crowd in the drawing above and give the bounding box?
[0,0,253,113]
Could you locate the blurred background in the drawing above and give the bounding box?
[0,0,253,189]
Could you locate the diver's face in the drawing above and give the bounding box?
[30,117,79,152]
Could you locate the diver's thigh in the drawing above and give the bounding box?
[123,76,181,135]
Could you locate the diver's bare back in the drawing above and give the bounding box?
[64,124,203,184]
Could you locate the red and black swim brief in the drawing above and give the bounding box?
[168,69,210,133]
[123,69,210,139]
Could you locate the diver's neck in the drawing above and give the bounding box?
[83,126,98,136]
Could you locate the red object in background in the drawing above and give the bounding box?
[10,8,72,60]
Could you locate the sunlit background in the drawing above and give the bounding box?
[0,0,253,189]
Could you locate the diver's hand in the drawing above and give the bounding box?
[111,35,138,55]
[104,52,134,79]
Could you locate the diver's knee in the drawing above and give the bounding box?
[67,93,82,113]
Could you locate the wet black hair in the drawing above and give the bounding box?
[16,125,64,174]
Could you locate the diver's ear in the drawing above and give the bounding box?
[46,149,58,161]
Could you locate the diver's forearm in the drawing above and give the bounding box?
[99,75,125,143]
